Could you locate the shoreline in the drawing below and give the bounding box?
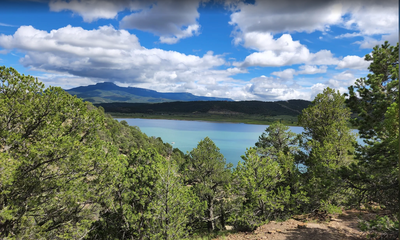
[108,112,301,127]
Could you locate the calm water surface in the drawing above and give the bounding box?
[116,118,305,166]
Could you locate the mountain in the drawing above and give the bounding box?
[65,82,233,103]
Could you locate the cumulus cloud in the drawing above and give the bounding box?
[297,65,327,74]
[229,0,343,35]
[341,0,398,35]
[271,68,295,79]
[310,82,328,99]
[336,55,369,70]
[271,65,327,80]
[244,75,310,101]
[49,0,149,22]
[341,0,398,48]
[0,25,234,89]
[120,0,201,44]
[229,0,398,49]
[234,33,338,67]
[49,0,203,44]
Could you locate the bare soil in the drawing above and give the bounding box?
[215,209,398,240]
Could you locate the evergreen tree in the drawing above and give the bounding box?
[0,67,118,238]
[343,41,399,211]
[298,87,356,208]
[255,122,300,160]
[89,149,162,240]
[230,148,289,230]
[186,137,232,232]
[149,158,202,240]
[255,122,307,210]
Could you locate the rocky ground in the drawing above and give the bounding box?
[215,209,398,240]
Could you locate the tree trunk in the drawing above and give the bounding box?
[208,197,215,232]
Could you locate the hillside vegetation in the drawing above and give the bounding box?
[0,42,398,239]
[96,100,311,125]
[96,99,310,116]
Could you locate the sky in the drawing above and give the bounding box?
[0,0,398,101]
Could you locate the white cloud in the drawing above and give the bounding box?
[355,34,399,49]
[49,0,202,44]
[336,55,369,70]
[234,33,339,67]
[310,83,328,99]
[229,0,343,35]
[332,71,355,81]
[341,0,398,35]
[244,76,311,101]
[0,25,220,80]
[340,0,398,48]
[271,65,327,81]
[229,0,398,49]
[0,22,17,27]
[120,0,201,44]
[49,0,149,22]
[0,25,257,100]
[271,68,295,79]
[158,24,200,44]
[335,32,362,38]
[297,65,327,74]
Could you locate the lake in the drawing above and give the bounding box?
[116,118,361,166]
[116,118,305,166]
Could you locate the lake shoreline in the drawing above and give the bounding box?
[109,112,301,127]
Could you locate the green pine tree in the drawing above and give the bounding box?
[230,148,291,231]
[299,87,356,209]
[149,158,203,240]
[186,137,232,232]
[0,66,118,239]
[343,41,399,211]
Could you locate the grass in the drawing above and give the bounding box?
[108,112,300,126]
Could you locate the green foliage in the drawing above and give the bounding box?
[230,148,288,230]
[185,137,232,232]
[255,122,300,160]
[89,149,163,239]
[0,66,118,238]
[319,201,342,215]
[347,41,399,141]
[359,215,399,233]
[359,215,399,239]
[230,122,309,231]
[343,41,399,212]
[298,87,356,209]
[149,159,203,240]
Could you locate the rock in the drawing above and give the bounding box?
[297,223,307,229]
[225,225,234,230]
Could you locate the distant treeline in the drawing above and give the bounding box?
[95,99,311,116]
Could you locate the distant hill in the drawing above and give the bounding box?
[65,82,233,103]
[96,100,311,117]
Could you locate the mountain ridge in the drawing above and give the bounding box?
[65,82,233,103]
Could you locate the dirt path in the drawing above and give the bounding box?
[216,210,396,240]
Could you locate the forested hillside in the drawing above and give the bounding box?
[0,42,398,239]
[95,99,311,116]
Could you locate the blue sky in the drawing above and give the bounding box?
[0,0,398,101]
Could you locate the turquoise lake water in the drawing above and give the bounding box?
[116,118,305,166]
[116,118,361,167]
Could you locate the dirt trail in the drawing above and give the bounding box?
[216,209,397,240]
